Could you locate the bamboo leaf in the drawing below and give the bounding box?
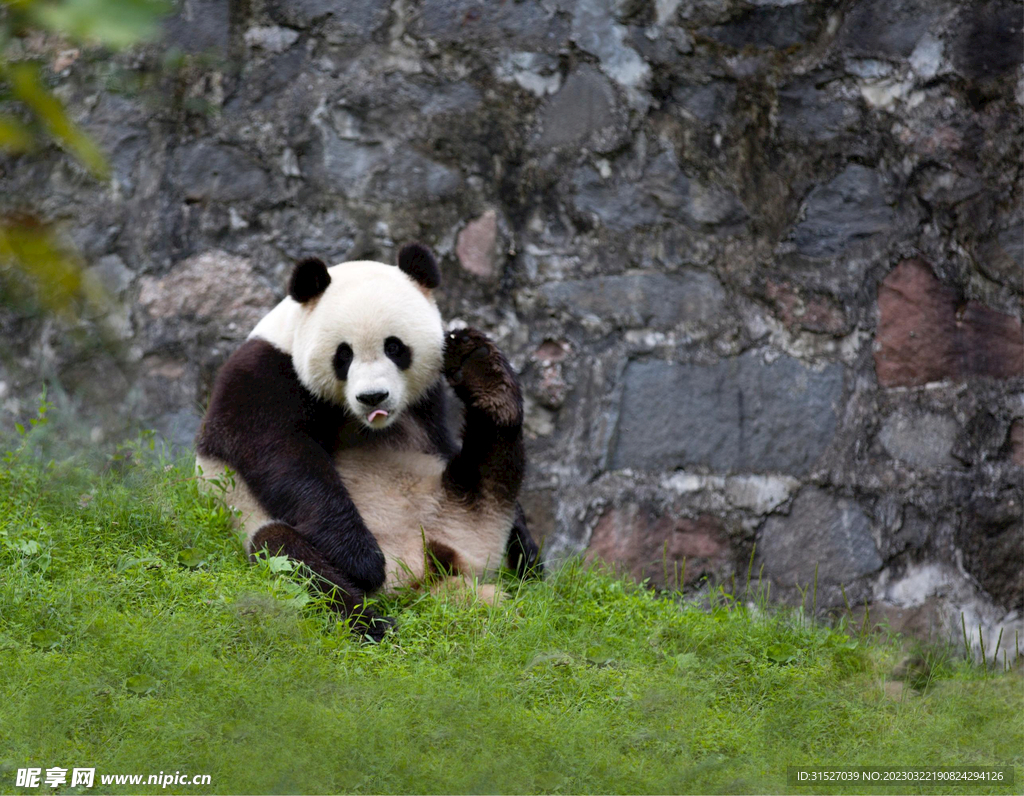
[6,62,109,178]
[31,0,171,49]
[0,215,87,316]
[0,114,35,153]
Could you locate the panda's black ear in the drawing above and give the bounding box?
[289,257,331,303]
[397,243,441,290]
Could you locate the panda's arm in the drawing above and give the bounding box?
[411,378,541,576]
[440,329,527,504]
[442,406,525,506]
[233,433,386,593]
[196,339,386,593]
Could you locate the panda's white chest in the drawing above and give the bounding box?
[334,449,448,539]
[334,448,511,587]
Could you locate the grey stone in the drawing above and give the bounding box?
[163,0,231,53]
[420,82,483,117]
[322,4,391,45]
[69,220,122,260]
[269,0,390,43]
[777,75,858,142]
[791,165,894,258]
[495,52,562,96]
[879,410,959,469]
[998,224,1024,266]
[316,132,385,194]
[568,0,651,88]
[626,24,693,67]
[539,270,727,329]
[572,167,661,231]
[688,181,748,225]
[959,487,1024,612]
[173,144,270,204]
[909,33,944,79]
[573,155,747,231]
[610,353,844,475]
[152,408,202,451]
[414,0,569,51]
[839,0,939,59]
[536,67,625,152]
[244,26,300,53]
[236,46,308,107]
[759,487,882,587]
[82,94,148,186]
[702,4,827,50]
[953,1,1024,80]
[372,151,462,203]
[977,222,1024,287]
[644,152,747,227]
[673,82,736,124]
[87,254,132,298]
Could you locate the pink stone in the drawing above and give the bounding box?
[875,258,1024,387]
[1010,420,1023,467]
[456,209,498,279]
[532,340,569,364]
[138,250,274,330]
[586,504,730,589]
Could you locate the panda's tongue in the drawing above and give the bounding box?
[367,409,389,423]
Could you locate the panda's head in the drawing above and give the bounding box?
[272,243,444,430]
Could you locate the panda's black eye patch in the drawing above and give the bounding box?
[333,343,353,380]
[384,336,411,370]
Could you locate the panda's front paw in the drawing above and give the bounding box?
[510,532,544,579]
[444,328,522,427]
[339,534,387,593]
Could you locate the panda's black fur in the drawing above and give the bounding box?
[195,244,540,639]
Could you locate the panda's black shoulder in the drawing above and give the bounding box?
[196,338,345,457]
[203,339,308,414]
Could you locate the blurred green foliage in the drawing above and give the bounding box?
[0,0,169,316]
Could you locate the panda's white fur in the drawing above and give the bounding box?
[196,258,517,597]
[251,261,444,429]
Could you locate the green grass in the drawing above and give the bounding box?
[0,416,1021,795]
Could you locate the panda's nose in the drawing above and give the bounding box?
[357,390,389,407]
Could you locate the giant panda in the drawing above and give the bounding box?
[195,243,540,639]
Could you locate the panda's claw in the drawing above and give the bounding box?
[443,328,522,427]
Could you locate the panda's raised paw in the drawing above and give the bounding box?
[443,328,522,427]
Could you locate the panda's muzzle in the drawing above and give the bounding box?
[357,390,391,425]
[357,390,389,407]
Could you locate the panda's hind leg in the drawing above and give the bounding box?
[249,522,394,642]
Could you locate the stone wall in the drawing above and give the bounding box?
[1,0,1021,650]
